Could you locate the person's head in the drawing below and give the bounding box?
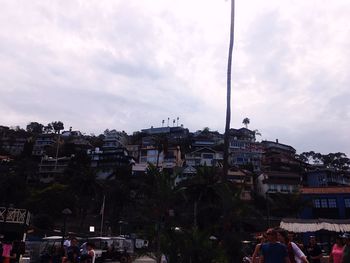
[266,228,278,242]
[276,229,289,244]
[71,237,78,246]
[309,236,317,245]
[340,233,350,244]
[288,232,295,242]
[86,242,95,250]
[335,236,343,246]
[256,233,267,243]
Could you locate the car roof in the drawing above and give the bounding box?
[88,237,112,240]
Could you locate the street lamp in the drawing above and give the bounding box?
[61,208,72,248]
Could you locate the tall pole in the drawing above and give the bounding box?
[223,0,235,179]
[54,133,61,171]
[266,191,270,227]
[100,195,105,236]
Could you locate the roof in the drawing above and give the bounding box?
[301,187,350,194]
[261,140,296,153]
[262,171,301,178]
[187,147,218,154]
[280,218,350,233]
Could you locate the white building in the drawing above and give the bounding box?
[256,171,301,197]
[185,147,223,167]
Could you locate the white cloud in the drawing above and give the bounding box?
[0,0,349,155]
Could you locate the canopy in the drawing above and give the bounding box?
[280,218,350,233]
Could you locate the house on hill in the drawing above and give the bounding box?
[184,147,223,167]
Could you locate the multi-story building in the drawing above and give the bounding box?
[38,155,72,183]
[256,171,301,196]
[300,187,350,219]
[229,128,263,171]
[139,146,182,169]
[184,147,223,167]
[255,139,305,197]
[103,130,128,149]
[0,137,27,156]
[60,130,92,153]
[261,140,302,172]
[227,168,254,201]
[140,126,190,151]
[304,168,350,187]
[32,134,57,156]
[87,130,132,179]
[191,130,223,149]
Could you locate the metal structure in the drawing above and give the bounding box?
[0,207,31,225]
[0,207,31,241]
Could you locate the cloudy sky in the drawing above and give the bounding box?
[1,0,349,155]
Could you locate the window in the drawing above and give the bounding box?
[269,184,277,192]
[328,199,337,208]
[202,154,213,159]
[321,199,328,208]
[281,185,289,192]
[345,199,350,208]
[313,199,321,208]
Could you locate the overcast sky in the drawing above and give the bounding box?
[1,0,349,155]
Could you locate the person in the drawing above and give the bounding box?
[329,235,344,263]
[259,228,291,263]
[288,232,305,252]
[66,238,80,263]
[2,241,12,263]
[341,233,350,263]
[9,241,19,263]
[0,238,3,263]
[306,236,322,263]
[86,243,95,263]
[276,229,308,263]
[252,234,267,263]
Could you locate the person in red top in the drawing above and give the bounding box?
[329,236,344,263]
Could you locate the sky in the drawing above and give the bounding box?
[0,0,349,155]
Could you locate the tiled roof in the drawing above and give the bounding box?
[301,187,350,194]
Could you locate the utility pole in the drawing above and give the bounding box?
[100,195,105,236]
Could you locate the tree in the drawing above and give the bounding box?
[151,135,168,169]
[223,0,235,179]
[51,121,64,134]
[242,118,250,129]
[26,122,44,134]
[202,127,210,134]
[43,123,53,134]
[63,152,100,231]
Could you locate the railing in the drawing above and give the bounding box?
[0,207,30,225]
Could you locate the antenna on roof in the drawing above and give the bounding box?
[167,117,170,127]
[177,117,179,126]
[162,120,165,127]
[173,119,175,127]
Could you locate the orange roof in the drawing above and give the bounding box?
[301,187,350,194]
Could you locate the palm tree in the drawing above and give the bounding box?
[242,118,250,129]
[223,0,235,179]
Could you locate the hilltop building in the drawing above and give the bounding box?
[87,130,132,179]
[256,140,304,197]
[38,155,72,183]
[228,128,263,171]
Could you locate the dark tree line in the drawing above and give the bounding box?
[297,151,350,170]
